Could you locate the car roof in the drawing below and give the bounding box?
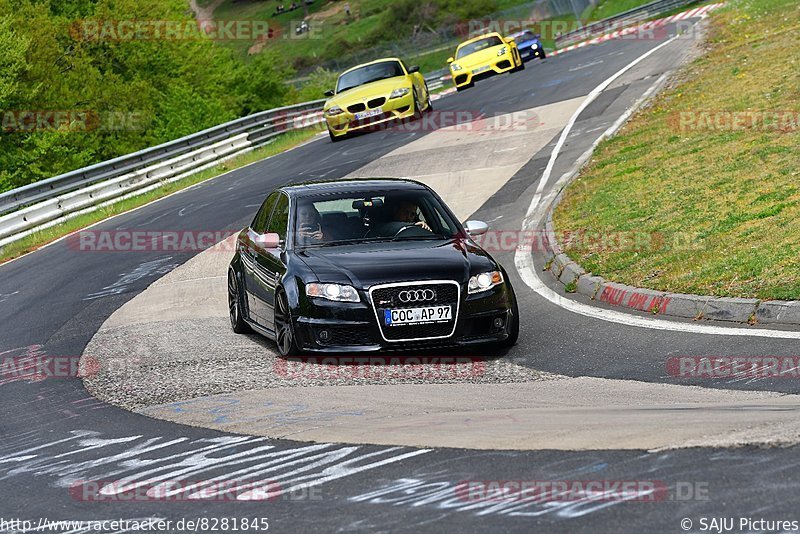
[280,178,430,197]
[340,58,404,77]
[509,30,535,38]
[457,32,504,49]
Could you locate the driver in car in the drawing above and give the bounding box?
[391,199,431,231]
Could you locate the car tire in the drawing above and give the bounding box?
[498,295,519,348]
[328,128,342,142]
[228,269,252,334]
[274,289,300,357]
[424,84,433,112]
[411,89,423,121]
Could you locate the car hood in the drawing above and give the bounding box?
[326,77,409,108]
[455,45,507,69]
[297,239,497,288]
[517,38,540,48]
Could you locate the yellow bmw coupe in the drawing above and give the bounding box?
[323,58,433,142]
[448,32,524,91]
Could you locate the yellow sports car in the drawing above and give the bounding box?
[323,58,433,142]
[448,32,524,91]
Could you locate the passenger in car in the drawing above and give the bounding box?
[297,204,327,243]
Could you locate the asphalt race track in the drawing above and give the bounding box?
[3,17,800,533]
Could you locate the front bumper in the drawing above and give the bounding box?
[451,52,517,88]
[520,44,545,61]
[325,92,415,137]
[292,283,515,353]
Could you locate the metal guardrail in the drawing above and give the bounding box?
[555,0,700,48]
[0,99,325,218]
[425,68,451,91]
[0,72,447,248]
[0,100,325,247]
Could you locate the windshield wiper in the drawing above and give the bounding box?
[302,235,450,248]
[391,235,449,242]
[308,238,366,247]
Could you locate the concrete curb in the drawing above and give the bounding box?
[540,58,799,327]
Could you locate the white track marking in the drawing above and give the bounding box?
[515,34,800,339]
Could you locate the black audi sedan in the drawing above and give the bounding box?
[227,179,519,355]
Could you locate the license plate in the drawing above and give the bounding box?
[473,66,489,74]
[354,107,383,120]
[384,306,452,326]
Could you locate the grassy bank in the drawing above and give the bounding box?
[553,0,800,300]
[0,129,320,265]
[589,0,660,20]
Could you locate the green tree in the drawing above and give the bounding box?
[0,0,295,193]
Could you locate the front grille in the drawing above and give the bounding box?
[370,282,460,342]
[455,74,468,85]
[496,60,512,69]
[367,97,386,108]
[347,103,366,113]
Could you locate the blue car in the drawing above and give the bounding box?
[509,30,546,61]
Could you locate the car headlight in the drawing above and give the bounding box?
[306,283,360,302]
[497,46,507,56]
[324,106,344,117]
[451,63,462,71]
[389,87,410,99]
[531,43,539,49]
[468,271,504,294]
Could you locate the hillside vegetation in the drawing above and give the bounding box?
[0,0,291,193]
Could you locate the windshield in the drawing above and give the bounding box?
[456,35,503,59]
[294,189,462,248]
[336,61,405,93]
[511,31,535,42]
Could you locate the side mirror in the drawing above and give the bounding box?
[324,89,335,97]
[505,37,516,44]
[407,65,420,73]
[464,220,489,236]
[447,56,454,64]
[253,231,282,249]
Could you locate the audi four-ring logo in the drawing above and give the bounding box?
[398,289,437,303]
